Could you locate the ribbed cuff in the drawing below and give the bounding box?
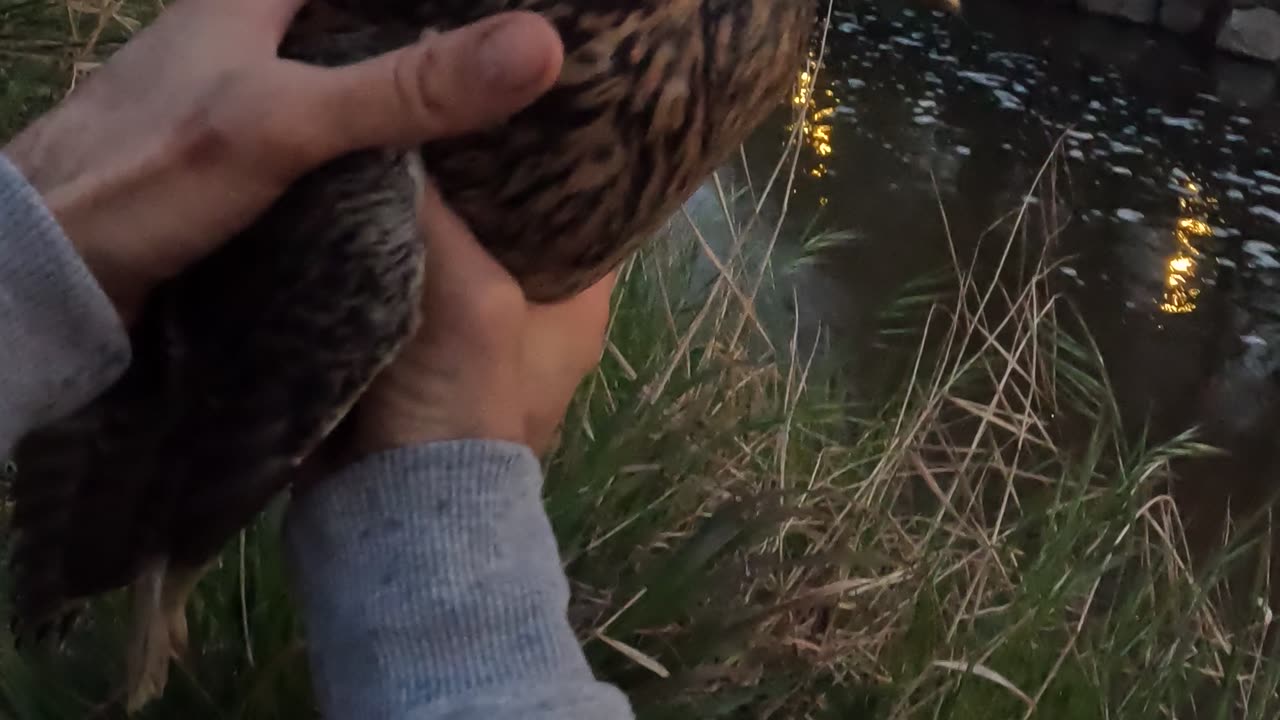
[284,440,632,719]
[0,153,130,447]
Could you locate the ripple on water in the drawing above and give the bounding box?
[1249,206,1280,224]
[1161,115,1203,131]
[1244,241,1280,269]
[992,89,1024,110]
[1214,170,1259,187]
[787,0,1277,370]
[1109,140,1144,155]
[956,70,1009,88]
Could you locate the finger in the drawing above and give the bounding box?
[569,269,619,332]
[584,268,621,303]
[417,181,511,285]
[532,268,619,331]
[527,279,616,382]
[416,181,527,321]
[274,12,563,168]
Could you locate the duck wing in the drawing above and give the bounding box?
[8,148,424,708]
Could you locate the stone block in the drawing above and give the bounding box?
[1160,0,1208,33]
[1217,7,1280,62]
[1078,0,1159,24]
[1214,57,1278,106]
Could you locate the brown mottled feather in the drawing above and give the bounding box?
[5,0,815,708]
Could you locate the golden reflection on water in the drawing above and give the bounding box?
[1160,254,1199,315]
[791,56,839,195]
[1159,181,1218,315]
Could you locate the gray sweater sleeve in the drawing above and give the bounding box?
[0,154,131,447]
[0,154,633,720]
[285,443,634,719]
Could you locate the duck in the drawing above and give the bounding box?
[5,0,816,711]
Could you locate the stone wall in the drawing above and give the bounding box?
[1076,0,1280,63]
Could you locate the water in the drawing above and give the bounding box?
[747,0,1280,542]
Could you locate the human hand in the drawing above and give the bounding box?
[2,0,563,323]
[354,182,617,458]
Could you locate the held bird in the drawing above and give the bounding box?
[6,0,816,710]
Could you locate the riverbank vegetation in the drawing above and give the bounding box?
[2,2,1279,718]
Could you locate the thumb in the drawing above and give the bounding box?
[416,176,522,309]
[279,12,563,167]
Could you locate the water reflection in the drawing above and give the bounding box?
[1162,255,1199,315]
[1161,181,1219,314]
[744,0,1280,566]
[756,0,1280,371]
[794,57,840,192]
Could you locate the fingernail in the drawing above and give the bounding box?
[478,16,554,90]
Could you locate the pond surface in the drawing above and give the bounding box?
[745,0,1280,537]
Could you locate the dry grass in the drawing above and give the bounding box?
[544,81,1280,715]
[0,0,161,136]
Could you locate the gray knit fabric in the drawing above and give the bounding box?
[0,156,634,720]
[0,153,131,445]
[286,442,633,719]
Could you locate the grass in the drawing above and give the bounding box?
[3,2,1280,718]
[0,0,153,137]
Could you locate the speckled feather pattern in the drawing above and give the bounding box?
[9,150,424,629]
[299,0,815,299]
[6,0,815,659]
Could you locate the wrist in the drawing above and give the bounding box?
[353,403,527,458]
[351,363,530,458]
[4,136,151,324]
[0,151,134,438]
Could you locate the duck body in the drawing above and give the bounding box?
[6,0,815,709]
[305,0,816,300]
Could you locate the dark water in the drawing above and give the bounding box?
[748,0,1280,544]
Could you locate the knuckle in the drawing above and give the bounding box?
[393,40,454,134]
[171,70,286,174]
[172,120,229,173]
[171,93,236,172]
